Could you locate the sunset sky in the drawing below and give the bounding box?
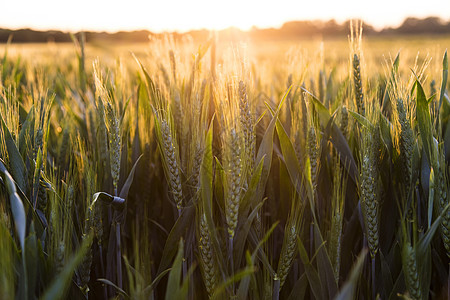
[2,0,450,32]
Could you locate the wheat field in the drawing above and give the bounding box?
[0,26,449,299]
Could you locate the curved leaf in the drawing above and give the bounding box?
[119,154,143,199]
[297,237,324,300]
[1,114,27,191]
[275,119,302,193]
[416,79,434,165]
[92,192,125,211]
[439,50,448,112]
[165,239,184,300]
[156,205,194,275]
[302,87,332,127]
[348,110,373,129]
[326,117,359,184]
[0,160,26,251]
[97,279,129,298]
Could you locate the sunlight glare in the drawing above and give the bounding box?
[1,0,450,32]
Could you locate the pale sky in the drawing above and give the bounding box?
[2,0,450,32]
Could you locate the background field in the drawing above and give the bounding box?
[0,30,449,299]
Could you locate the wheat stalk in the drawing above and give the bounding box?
[169,49,177,83]
[318,70,326,103]
[436,149,450,257]
[360,126,379,258]
[396,98,414,188]
[57,124,70,171]
[352,54,365,116]
[328,155,346,283]
[54,240,66,274]
[277,223,298,288]
[239,80,255,173]
[198,212,218,297]
[225,128,242,239]
[78,211,93,289]
[0,208,14,299]
[340,105,348,137]
[34,128,43,159]
[190,145,203,193]
[402,242,422,300]
[105,103,121,194]
[349,19,365,118]
[277,190,303,290]
[160,119,183,212]
[96,100,110,174]
[93,60,121,193]
[307,124,319,194]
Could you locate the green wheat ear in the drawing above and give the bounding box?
[225,128,242,239]
[160,119,183,212]
[402,242,422,300]
[360,126,379,258]
[239,80,255,173]
[395,98,413,188]
[328,154,347,283]
[307,124,319,194]
[105,102,121,194]
[276,223,298,288]
[353,54,365,116]
[197,212,218,298]
[435,148,450,257]
[277,192,303,290]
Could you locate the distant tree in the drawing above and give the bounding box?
[0,17,449,43]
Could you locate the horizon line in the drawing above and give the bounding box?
[2,15,450,35]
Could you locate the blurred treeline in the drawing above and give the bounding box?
[1,16,450,44]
